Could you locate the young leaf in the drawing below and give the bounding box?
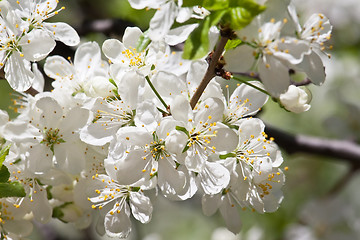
[0,165,10,183]
[136,31,151,52]
[0,182,26,198]
[0,145,11,168]
[183,10,226,60]
[223,1,266,30]
[225,39,242,50]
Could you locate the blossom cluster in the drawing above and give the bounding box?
[0,0,332,239]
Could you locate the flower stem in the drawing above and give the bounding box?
[189,34,229,109]
[145,75,169,111]
[231,75,271,96]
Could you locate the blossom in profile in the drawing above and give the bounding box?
[225,19,310,97]
[280,85,311,113]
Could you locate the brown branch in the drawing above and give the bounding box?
[24,87,39,97]
[265,125,360,168]
[189,33,230,109]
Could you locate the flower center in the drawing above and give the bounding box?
[40,128,65,153]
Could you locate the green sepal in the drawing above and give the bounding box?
[130,187,141,192]
[183,10,226,60]
[0,165,10,183]
[0,145,11,168]
[182,144,190,153]
[219,152,236,159]
[46,185,53,200]
[175,126,190,137]
[52,202,72,223]
[52,206,64,220]
[136,31,151,52]
[109,78,117,88]
[0,181,26,198]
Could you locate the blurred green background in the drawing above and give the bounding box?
[1,0,360,239]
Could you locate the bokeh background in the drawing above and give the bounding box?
[1,0,360,239]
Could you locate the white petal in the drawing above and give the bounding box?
[176,7,192,23]
[106,149,147,185]
[272,39,310,65]
[158,157,187,198]
[199,161,230,195]
[237,118,265,142]
[5,53,34,92]
[102,39,126,63]
[202,193,222,216]
[148,2,177,41]
[44,22,80,46]
[35,96,63,128]
[165,129,188,155]
[104,203,131,238]
[135,101,161,132]
[123,27,143,49]
[59,106,89,134]
[259,55,290,97]
[27,145,53,173]
[195,97,224,123]
[297,52,325,85]
[80,123,115,146]
[151,71,187,106]
[21,30,56,61]
[219,197,242,234]
[130,192,153,223]
[74,41,102,78]
[31,63,45,92]
[171,95,192,123]
[165,23,198,45]
[3,220,33,237]
[229,82,268,117]
[44,55,75,80]
[224,45,255,72]
[32,182,52,223]
[210,125,239,152]
[115,70,143,109]
[3,122,41,143]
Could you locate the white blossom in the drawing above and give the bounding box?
[280,85,311,113]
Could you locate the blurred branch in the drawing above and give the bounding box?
[232,71,312,86]
[265,125,360,168]
[75,19,135,37]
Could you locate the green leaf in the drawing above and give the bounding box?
[0,165,10,183]
[0,145,11,168]
[225,39,242,50]
[136,31,151,52]
[182,0,204,7]
[223,1,266,30]
[202,0,229,10]
[183,10,226,60]
[0,181,26,198]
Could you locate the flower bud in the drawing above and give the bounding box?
[279,85,311,113]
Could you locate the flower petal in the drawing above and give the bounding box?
[44,22,80,46]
